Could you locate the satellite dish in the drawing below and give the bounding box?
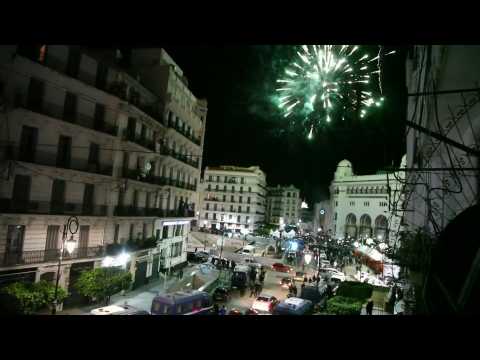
[320,209,326,215]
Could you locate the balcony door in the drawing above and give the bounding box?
[45,225,60,261]
[19,125,38,163]
[63,92,77,123]
[66,47,81,78]
[88,143,100,172]
[50,179,66,214]
[82,184,94,215]
[94,104,105,131]
[95,61,108,90]
[78,225,90,257]
[56,135,72,169]
[12,175,31,212]
[4,225,25,265]
[26,78,44,112]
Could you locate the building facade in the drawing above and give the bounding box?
[265,185,301,226]
[0,46,206,296]
[330,157,406,245]
[404,45,480,236]
[199,166,267,231]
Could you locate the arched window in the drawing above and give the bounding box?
[345,213,357,238]
[374,215,389,241]
[359,214,372,238]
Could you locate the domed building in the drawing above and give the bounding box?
[327,156,406,245]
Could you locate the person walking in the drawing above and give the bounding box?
[249,283,256,298]
[219,305,227,315]
[366,299,374,315]
[255,281,262,297]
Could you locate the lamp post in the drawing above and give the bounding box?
[52,215,79,315]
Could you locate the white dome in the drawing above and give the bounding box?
[335,159,353,179]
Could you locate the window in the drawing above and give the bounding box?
[215,185,219,191]
[26,77,44,112]
[223,195,226,201]
[6,225,25,256]
[217,176,220,182]
[231,186,235,193]
[241,177,245,184]
[237,215,241,223]
[51,179,66,213]
[349,201,355,206]
[224,185,227,191]
[205,213,209,219]
[231,195,234,202]
[229,214,232,219]
[88,143,100,167]
[82,184,94,214]
[213,213,217,220]
[246,216,250,223]
[287,192,291,197]
[206,204,210,210]
[247,206,250,213]
[364,201,370,206]
[239,196,243,203]
[56,135,72,168]
[114,224,120,244]
[19,125,38,162]
[248,187,251,192]
[66,47,81,78]
[94,104,105,130]
[209,175,212,181]
[240,186,243,193]
[207,184,211,191]
[63,92,77,122]
[335,201,338,207]
[230,205,234,212]
[224,176,228,182]
[247,197,251,204]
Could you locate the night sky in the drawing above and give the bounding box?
[161,45,407,204]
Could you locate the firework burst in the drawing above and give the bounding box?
[275,45,395,138]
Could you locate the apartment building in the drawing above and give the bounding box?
[199,166,266,231]
[0,46,207,299]
[265,185,301,226]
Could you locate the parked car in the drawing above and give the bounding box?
[212,287,230,302]
[243,258,262,269]
[244,308,259,315]
[293,271,306,282]
[90,304,149,315]
[228,308,243,315]
[273,297,314,315]
[300,283,329,310]
[272,263,292,273]
[251,294,279,314]
[279,277,295,289]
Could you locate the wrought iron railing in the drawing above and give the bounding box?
[15,95,118,137]
[0,246,105,266]
[115,206,194,218]
[5,146,113,177]
[0,199,107,216]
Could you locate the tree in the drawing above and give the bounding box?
[75,267,132,305]
[1,280,68,314]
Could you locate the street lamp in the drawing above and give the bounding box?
[52,215,79,315]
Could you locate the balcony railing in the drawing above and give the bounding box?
[115,206,195,218]
[159,146,199,169]
[0,199,108,216]
[122,130,155,151]
[6,146,113,177]
[15,96,118,138]
[166,120,202,146]
[121,172,197,191]
[1,246,105,266]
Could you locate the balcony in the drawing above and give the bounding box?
[166,120,202,146]
[0,199,108,216]
[159,146,199,169]
[1,246,105,267]
[122,130,155,151]
[121,172,197,191]
[15,97,118,138]
[6,146,113,177]
[256,211,266,215]
[115,206,194,218]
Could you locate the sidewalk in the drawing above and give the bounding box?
[60,265,197,315]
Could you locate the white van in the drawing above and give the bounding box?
[239,245,258,256]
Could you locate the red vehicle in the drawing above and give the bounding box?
[272,263,292,273]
